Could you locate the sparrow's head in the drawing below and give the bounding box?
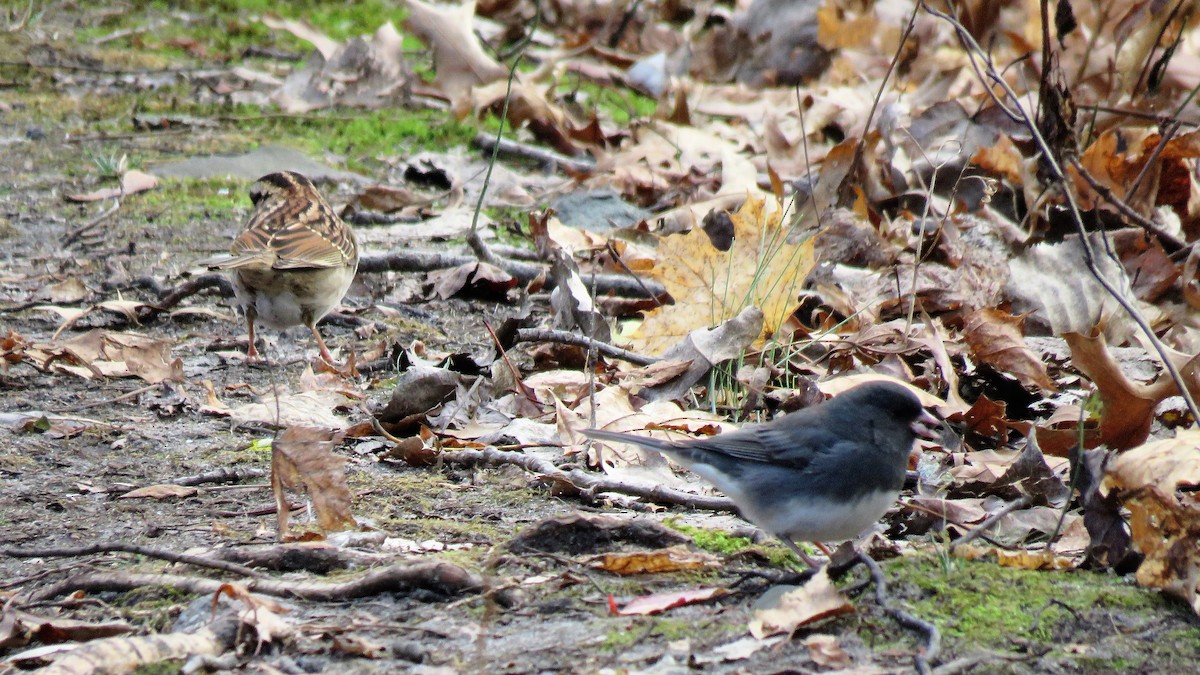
[249,171,319,208]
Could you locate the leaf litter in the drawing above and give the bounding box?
[5,0,1200,672]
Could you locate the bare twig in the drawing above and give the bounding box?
[439,445,735,512]
[359,251,666,298]
[468,2,543,266]
[472,133,596,174]
[62,199,120,246]
[837,1,921,207]
[48,383,165,413]
[1069,158,1187,253]
[148,273,236,309]
[29,561,492,603]
[514,328,659,366]
[1124,120,1182,205]
[171,466,268,487]
[859,552,941,673]
[951,494,1034,549]
[0,59,205,75]
[1,542,263,579]
[2,0,35,32]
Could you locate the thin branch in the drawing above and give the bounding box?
[837,1,921,207]
[473,133,596,174]
[468,1,543,266]
[28,561,490,603]
[859,553,941,673]
[62,199,120,246]
[1069,158,1187,253]
[951,494,1034,549]
[439,445,735,512]
[1,542,263,579]
[359,251,666,298]
[514,328,659,366]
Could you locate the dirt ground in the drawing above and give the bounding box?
[3,4,1200,674]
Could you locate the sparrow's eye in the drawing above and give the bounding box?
[249,187,270,206]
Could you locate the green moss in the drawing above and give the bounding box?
[553,77,658,126]
[880,553,1193,668]
[115,586,194,631]
[600,614,734,653]
[665,519,806,569]
[76,0,406,59]
[132,660,185,675]
[666,519,753,555]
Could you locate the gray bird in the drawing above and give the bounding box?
[583,381,941,566]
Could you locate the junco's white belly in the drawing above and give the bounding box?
[755,490,897,543]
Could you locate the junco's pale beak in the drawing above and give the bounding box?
[912,409,943,441]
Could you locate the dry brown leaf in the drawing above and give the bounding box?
[31,305,90,339]
[994,549,1078,570]
[804,634,851,669]
[748,571,853,639]
[96,300,153,324]
[405,0,507,105]
[816,2,878,50]
[269,22,409,112]
[1112,229,1179,303]
[963,308,1057,393]
[1008,404,1102,457]
[199,380,232,416]
[640,306,764,402]
[215,583,294,646]
[230,390,352,430]
[470,81,578,155]
[971,134,1024,183]
[615,587,727,616]
[908,495,989,527]
[590,545,719,576]
[118,484,199,500]
[819,373,947,408]
[65,170,159,202]
[1007,236,1143,343]
[261,15,340,58]
[426,262,515,300]
[40,277,89,304]
[0,610,133,648]
[271,426,356,539]
[1063,328,1200,449]
[53,330,183,383]
[1106,429,1200,614]
[565,384,729,479]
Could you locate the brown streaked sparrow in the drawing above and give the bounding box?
[197,171,358,363]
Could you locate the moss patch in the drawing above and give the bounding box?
[871,553,1200,670]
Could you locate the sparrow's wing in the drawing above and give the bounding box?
[230,192,354,270]
[231,220,349,270]
[194,251,275,269]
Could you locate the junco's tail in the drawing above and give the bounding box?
[582,428,681,454]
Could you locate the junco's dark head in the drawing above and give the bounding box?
[584,380,941,567]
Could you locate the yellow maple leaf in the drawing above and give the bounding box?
[627,194,816,356]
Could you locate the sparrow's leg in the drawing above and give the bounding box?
[309,324,335,364]
[245,306,261,360]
